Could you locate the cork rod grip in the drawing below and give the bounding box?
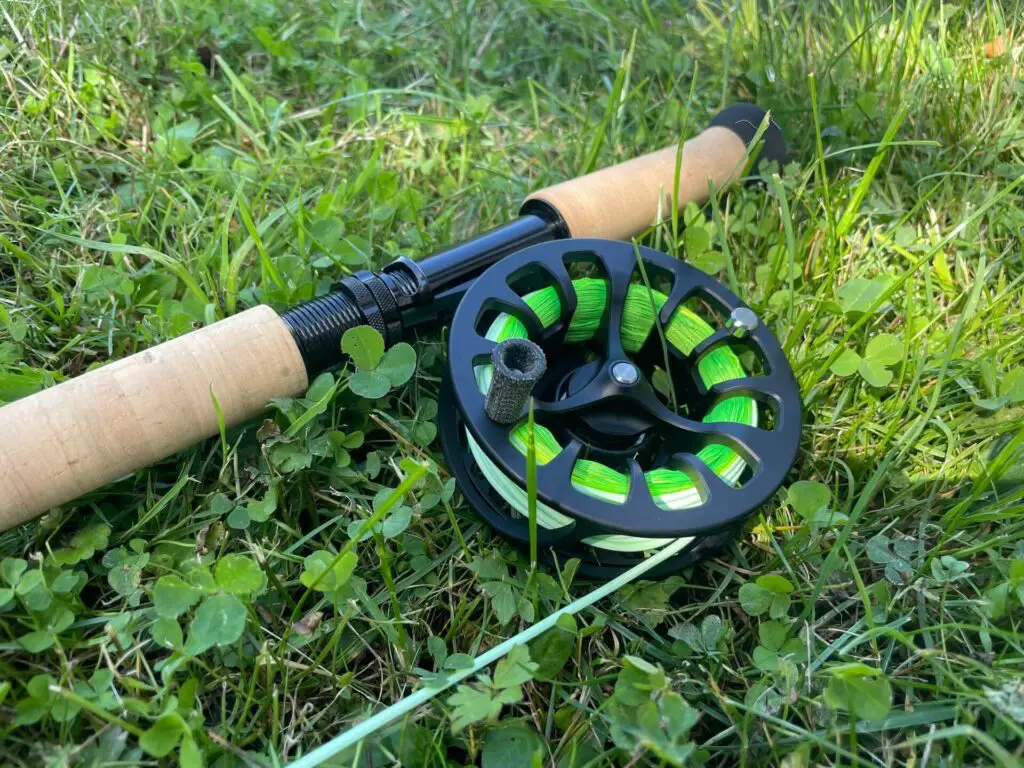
[524,125,747,241]
[0,306,308,531]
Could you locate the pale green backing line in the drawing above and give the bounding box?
[283,535,696,768]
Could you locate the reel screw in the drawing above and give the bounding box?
[728,307,759,338]
[485,338,547,424]
[611,361,640,386]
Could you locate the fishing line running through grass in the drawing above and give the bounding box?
[284,535,696,768]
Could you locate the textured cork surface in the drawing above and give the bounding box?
[0,306,308,530]
[524,126,746,239]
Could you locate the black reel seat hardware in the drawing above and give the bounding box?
[438,238,802,578]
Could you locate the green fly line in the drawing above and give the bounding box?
[469,277,756,553]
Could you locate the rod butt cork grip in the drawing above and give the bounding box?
[0,306,308,531]
[522,103,786,241]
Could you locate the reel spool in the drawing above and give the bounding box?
[438,239,801,579]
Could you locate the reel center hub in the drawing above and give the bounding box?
[552,357,660,462]
[610,361,640,386]
[551,358,656,460]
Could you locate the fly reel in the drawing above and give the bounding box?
[438,239,801,579]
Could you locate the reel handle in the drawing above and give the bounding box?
[523,103,785,240]
[0,307,308,531]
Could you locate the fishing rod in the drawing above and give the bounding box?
[0,103,799,580]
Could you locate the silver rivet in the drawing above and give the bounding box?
[728,307,759,338]
[611,361,640,385]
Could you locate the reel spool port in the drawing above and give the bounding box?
[438,239,802,579]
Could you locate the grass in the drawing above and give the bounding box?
[2,0,1024,765]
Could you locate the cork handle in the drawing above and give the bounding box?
[0,306,308,531]
[524,103,785,240]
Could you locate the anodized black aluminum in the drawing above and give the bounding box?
[446,238,802,544]
[399,210,567,330]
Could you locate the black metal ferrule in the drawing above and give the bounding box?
[401,210,565,330]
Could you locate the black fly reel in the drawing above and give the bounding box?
[438,239,801,579]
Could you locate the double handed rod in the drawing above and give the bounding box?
[0,104,784,531]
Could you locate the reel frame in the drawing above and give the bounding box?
[440,239,802,577]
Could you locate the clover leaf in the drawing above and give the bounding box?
[831,333,903,387]
[152,575,201,618]
[739,574,794,618]
[214,554,266,596]
[184,592,247,655]
[823,662,892,721]
[341,325,385,369]
[342,326,417,399]
[837,277,892,314]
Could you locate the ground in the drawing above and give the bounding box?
[1,1,1023,766]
